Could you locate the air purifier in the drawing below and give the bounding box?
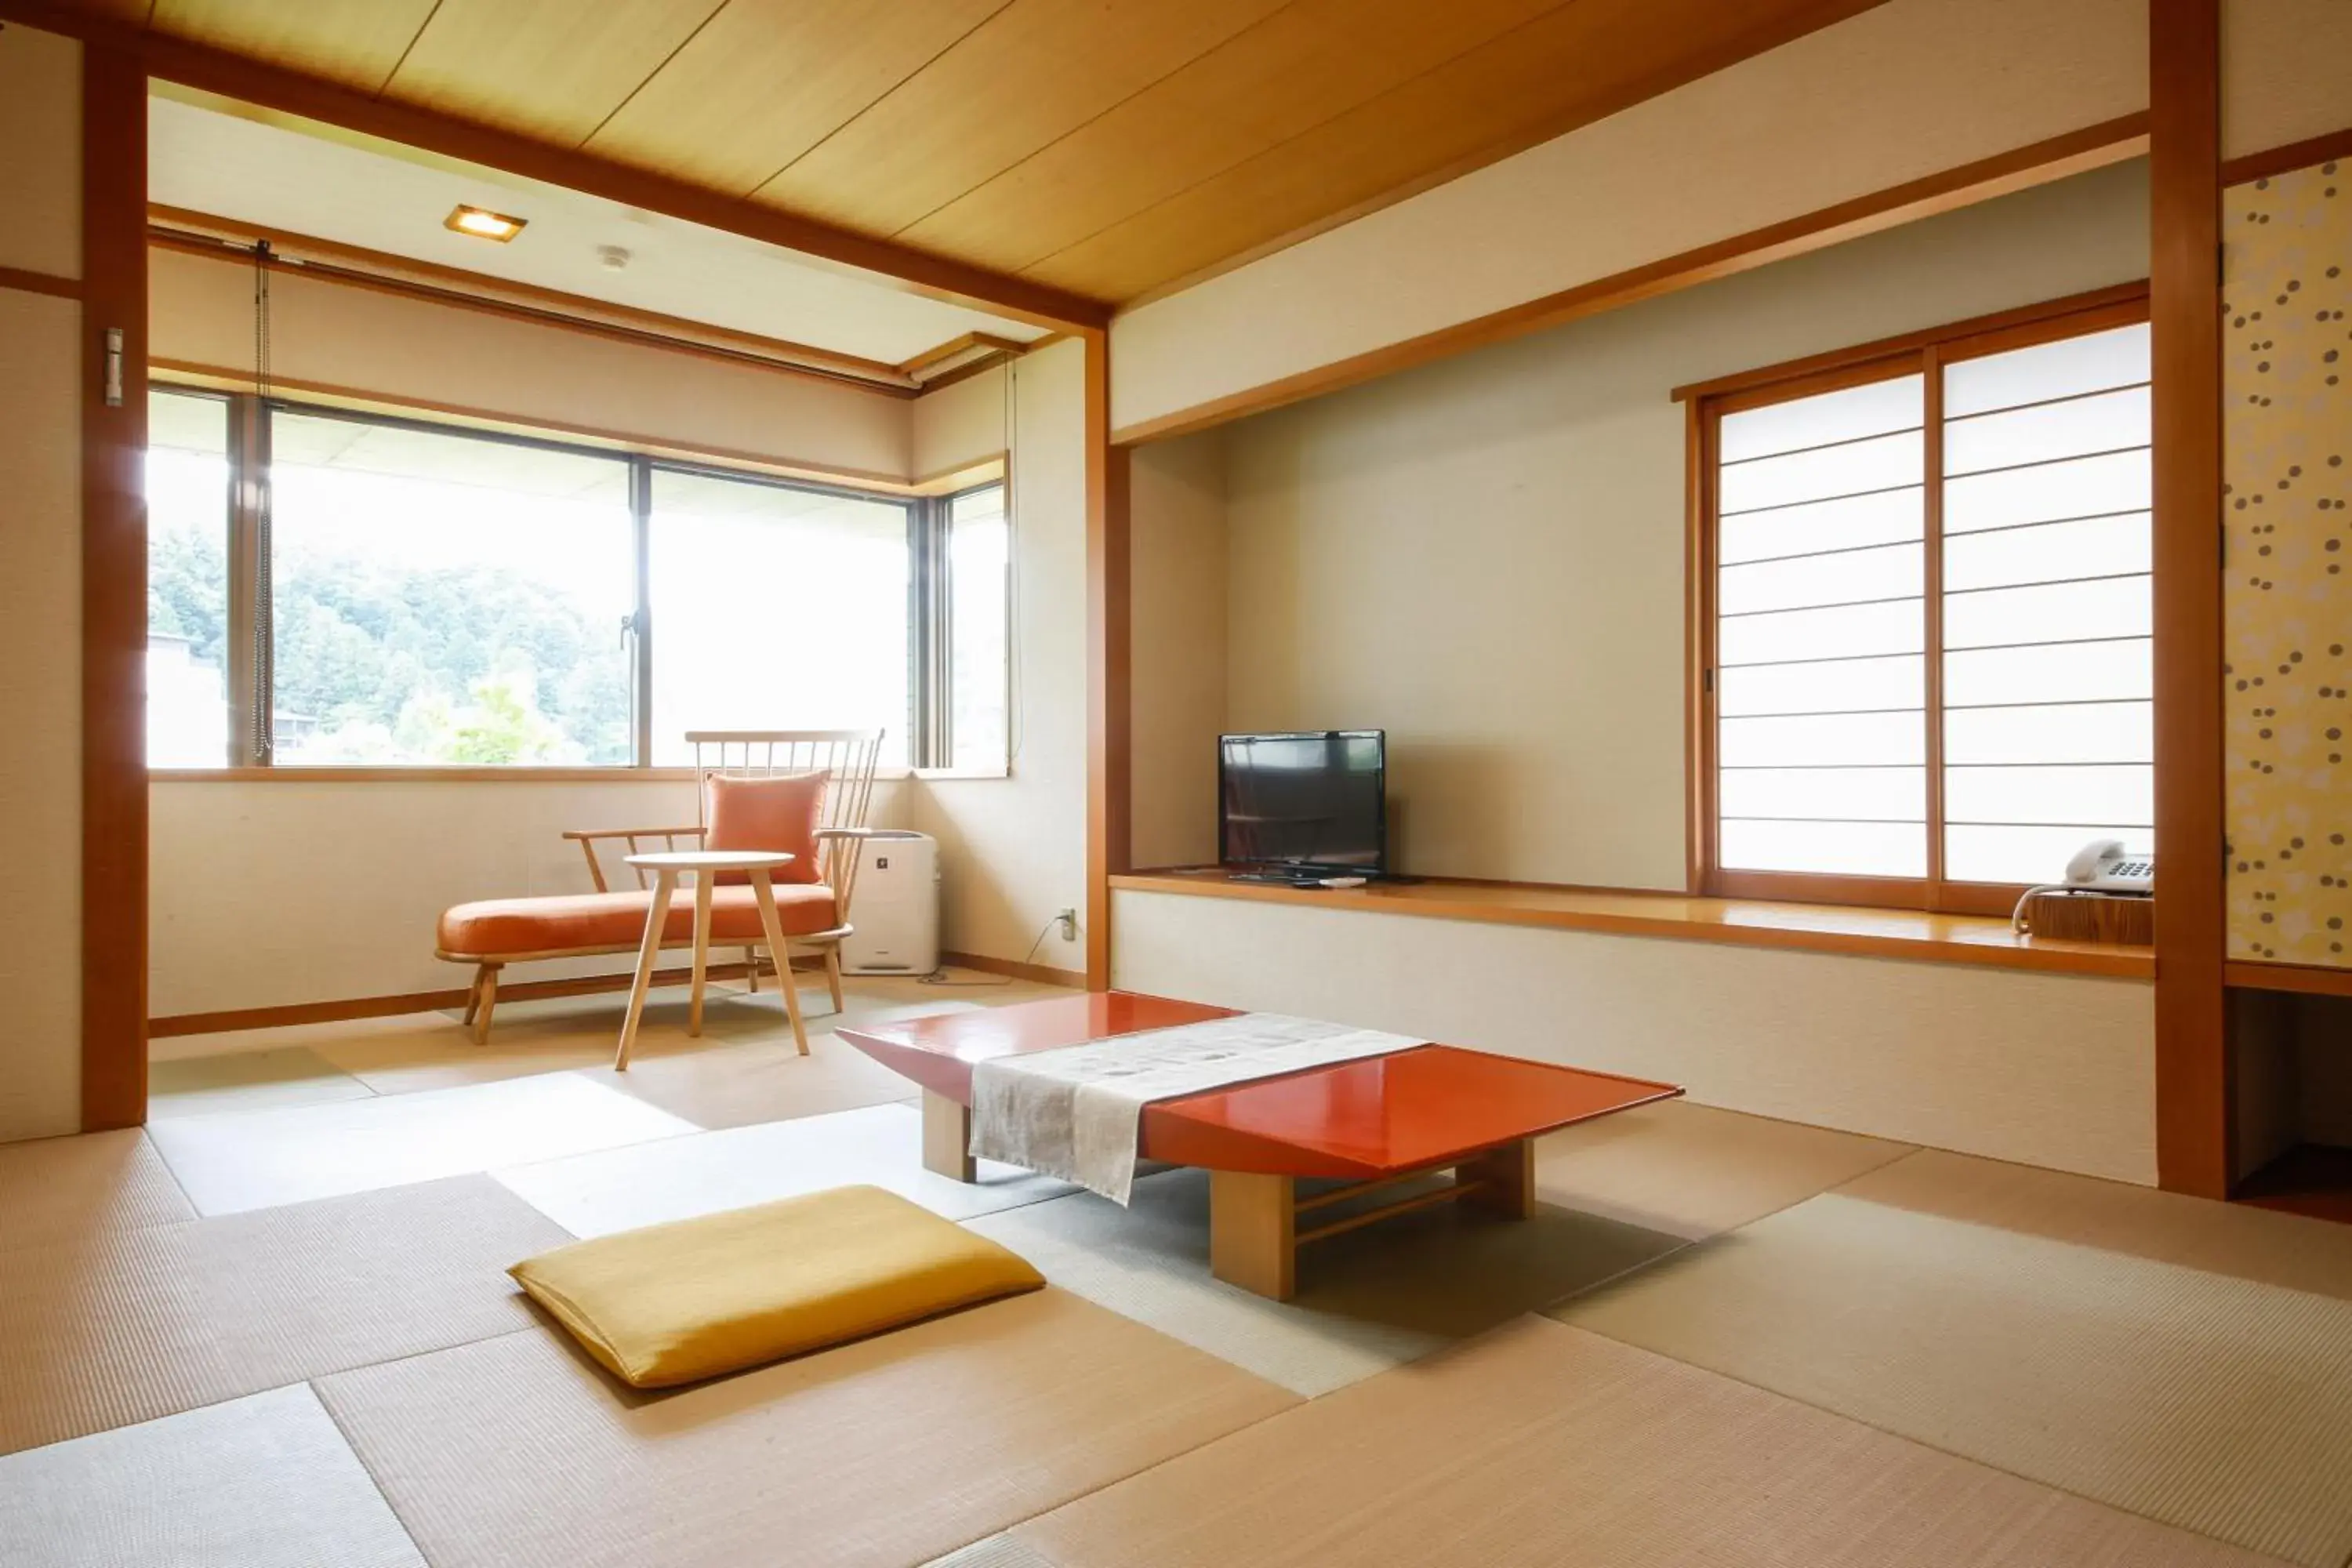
[838,830,940,975]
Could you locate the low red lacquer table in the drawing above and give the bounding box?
[836,992,1681,1300]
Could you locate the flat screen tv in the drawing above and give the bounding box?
[1218,731,1386,877]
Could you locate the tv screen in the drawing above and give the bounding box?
[1218,731,1385,874]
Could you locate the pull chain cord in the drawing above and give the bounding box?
[251,241,275,765]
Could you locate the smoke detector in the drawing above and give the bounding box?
[597,245,632,272]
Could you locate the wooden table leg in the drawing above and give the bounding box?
[921,1090,976,1183]
[1456,1138,1535,1220]
[614,870,677,1072]
[748,869,809,1055]
[1210,1170,1298,1301]
[688,872,713,1036]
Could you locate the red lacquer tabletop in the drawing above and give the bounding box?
[837,991,1682,1180]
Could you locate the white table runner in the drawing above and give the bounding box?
[968,1012,1428,1204]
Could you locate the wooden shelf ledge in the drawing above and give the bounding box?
[1110,870,2154,980]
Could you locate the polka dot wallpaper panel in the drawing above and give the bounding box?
[2224,156,2352,967]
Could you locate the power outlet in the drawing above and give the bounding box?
[1055,907,1077,942]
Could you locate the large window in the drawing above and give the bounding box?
[143,395,1007,772]
[945,482,1011,772]
[648,468,913,768]
[146,390,234,766]
[1697,292,2152,913]
[269,412,635,765]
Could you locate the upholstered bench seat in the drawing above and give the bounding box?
[437,884,840,960]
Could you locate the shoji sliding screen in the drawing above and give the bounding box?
[1698,296,2153,913]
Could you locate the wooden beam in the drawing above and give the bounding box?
[1084,328,1131,990]
[81,42,147,1132]
[1110,114,2150,446]
[0,0,1110,334]
[2149,0,2230,1198]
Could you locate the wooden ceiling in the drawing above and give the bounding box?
[67,0,1888,305]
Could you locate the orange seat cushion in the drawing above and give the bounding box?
[706,771,828,885]
[437,884,840,959]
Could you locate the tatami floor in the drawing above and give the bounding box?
[3,972,2350,1566]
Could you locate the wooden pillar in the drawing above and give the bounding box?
[80,43,147,1132]
[2149,0,2230,1196]
[1083,328,1131,991]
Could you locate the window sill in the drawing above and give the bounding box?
[1109,869,2154,980]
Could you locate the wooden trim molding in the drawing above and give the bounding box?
[939,949,1087,989]
[0,262,82,299]
[2222,125,2352,188]
[2150,0,2231,1199]
[1111,872,2155,980]
[149,207,919,393]
[1084,330,1131,991]
[1109,114,2150,446]
[0,0,1108,333]
[81,44,148,1133]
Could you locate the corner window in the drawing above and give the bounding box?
[143,396,1009,771]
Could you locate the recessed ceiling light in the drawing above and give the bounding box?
[445,205,526,242]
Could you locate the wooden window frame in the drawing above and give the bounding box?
[1686,283,2152,917]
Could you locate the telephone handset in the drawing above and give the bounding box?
[2063,838,2154,894]
[2013,839,2154,932]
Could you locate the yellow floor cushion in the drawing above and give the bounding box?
[510,1185,1046,1388]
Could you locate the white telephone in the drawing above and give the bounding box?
[2012,839,2154,932]
[2063,838,2155,894]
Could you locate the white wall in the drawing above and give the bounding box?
[1210,160,2149,889]
[148,776,911,1017]
[905,340,1093,973]
[1114,888,2159,1184]
[0,24,83,1142]
[1128,430,1227,869]
[911,362,1011,477]
[151,245,912,484]
[2223,0,2352,159]
[1110,0,2149,435]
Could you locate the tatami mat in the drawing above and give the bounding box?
[147,1070,695,1214]
[495,1102,1070,1236]
[922,1537,1058,1568]
[1534,1099,1914,1240]
[586,1035,920,1129]
[0,1174,566,1455]
[0,1384,425,1567]
[0,1129,194,1254]
[1555,1149,2352,1566]
[147,1045,375,1118]
[1013,1316,2286,1568]
[964,1167,1685,1396]
[316,1288,1297,1568]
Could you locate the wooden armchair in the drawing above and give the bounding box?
[436,729,885,1044]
